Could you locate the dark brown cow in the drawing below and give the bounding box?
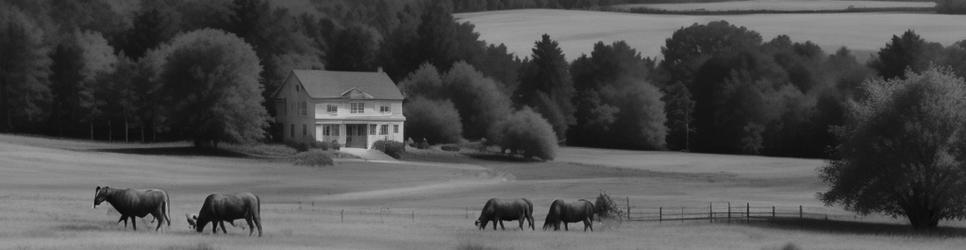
[188,193,262,236]
[92,186,170,231]
[474,198,534,230]
[543,199,594,231]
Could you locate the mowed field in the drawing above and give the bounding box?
[2,134,965,249]
[456,9,966,60]
[612,0,935,11]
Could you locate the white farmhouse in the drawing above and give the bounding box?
[271,69,405,149]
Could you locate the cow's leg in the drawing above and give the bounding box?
[564,222,568,231]
[499,219,506,230]
[212,220,218,234]
[246,218,255,236]
[117,215,127,228]
[492,219,497,230]
[131,217,137,231]
[219,221,228,234]
[586,219,593,232]
[518,218,524,230]
[153,212,163,231]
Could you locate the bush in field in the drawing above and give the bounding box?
[373,140,406,159]
[488,107,558,161]
[594,192,623,219]
[293,150,334,167]
[403,96,463,144]
[820,67,966,229]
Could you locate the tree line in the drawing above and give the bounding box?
[3,0,966,158]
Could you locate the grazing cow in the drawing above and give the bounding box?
[187,193,262,236]
[543,199,595,231]
[474,198,534,230]
[92,186,170,231]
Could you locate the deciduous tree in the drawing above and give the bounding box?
[150,29,268,147]
[821,67,966,229]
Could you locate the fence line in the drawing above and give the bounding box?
[268,199,868,227]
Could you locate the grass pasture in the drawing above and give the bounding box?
[612,0,936,12]
[2,134,966,249]
[456,9,966,61]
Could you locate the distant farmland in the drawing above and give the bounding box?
[613,0,935,12]
[456,9,966,60]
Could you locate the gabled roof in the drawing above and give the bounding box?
[288,70,403,100]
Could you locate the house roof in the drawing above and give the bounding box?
[289,70,403,100]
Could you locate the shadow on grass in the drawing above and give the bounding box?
[751,217,966,237]
[92,146,250,158]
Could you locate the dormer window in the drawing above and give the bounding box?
[327,104,338,113]
[380,105,391,113]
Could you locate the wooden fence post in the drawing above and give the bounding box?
[659,207,662,223]
[626,197,631,221]
[799,205,803,228]
[680,207,684,224]
[772,206,775,220]
[746,203,750,223]
[727,202,731,223]
[709,202,713,223]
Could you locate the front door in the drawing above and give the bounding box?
[345,124,368,148]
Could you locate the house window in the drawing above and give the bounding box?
[323,125,340,136]
[302,124,307,137]
[351,103,364,113]
[327,104,338,113]
[369,124,377,135]
[290,124,294,138]
[380,105,391,113]
[380,125,388,135]
[393,124,399,133]
[300,101,307,116]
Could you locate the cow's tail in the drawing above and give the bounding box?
[164,190,171,227]
[254,194,263,236]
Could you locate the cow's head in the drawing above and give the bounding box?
[185,213,198,229]
[92,186,109,209]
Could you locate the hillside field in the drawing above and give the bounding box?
[456,9,966,60]
[1,134,965,249]
[613,0,935,11]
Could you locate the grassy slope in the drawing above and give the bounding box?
[2,134,965,249]
[456,9,966,61]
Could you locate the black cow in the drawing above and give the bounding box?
[543,199,594,231]
[188,193,262,236]
[474,198,534,230]
[92,186,170,231]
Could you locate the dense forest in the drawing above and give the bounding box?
[2,0,965,158]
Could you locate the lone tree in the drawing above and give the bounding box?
[149,28,268,147]
[820,67,966,229]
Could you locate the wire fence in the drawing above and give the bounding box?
[618,198,873,226]
[268,199,874,227]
